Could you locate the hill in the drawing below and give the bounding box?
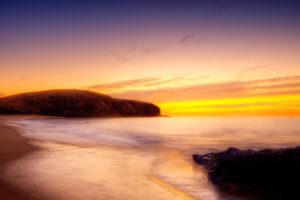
[0,90,160,117]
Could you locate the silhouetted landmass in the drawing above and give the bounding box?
[0,90,160,117]
[193,146,300,200]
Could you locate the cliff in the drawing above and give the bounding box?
[0,90,160,117]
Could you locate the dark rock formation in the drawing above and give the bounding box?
[0,90,160,117]
[193,146,300,200]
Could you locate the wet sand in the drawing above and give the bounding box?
[0,119,200,200]
[0,122,38,200]
[2,116,299,200]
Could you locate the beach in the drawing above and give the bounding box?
[0,122,38,200]
[0,116,299,200]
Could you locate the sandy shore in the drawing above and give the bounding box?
[0,122,38,200]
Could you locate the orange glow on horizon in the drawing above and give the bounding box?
[1,20,300,117]
[158,95,300,116]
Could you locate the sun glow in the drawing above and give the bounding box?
[159,95,300,116]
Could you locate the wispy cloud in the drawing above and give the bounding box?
[110,52,129,62]
[248,75,300,84]
[104,75,300,103]
[187,75,210,81]
[224,65,268,80]
[180,34,195,43]
[141,46,168,55]
[86,75,208,93]
[143,77,185,87]
[239,66,268,73]
[88,78,160,91]
[180,34,205,44]
[142,47,158,54]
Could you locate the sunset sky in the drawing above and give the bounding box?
[1,0,300,116]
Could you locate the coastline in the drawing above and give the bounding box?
[0,116,299,200]
[0,122,38,200]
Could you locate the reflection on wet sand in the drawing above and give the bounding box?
[4,142,214,200]
[3,117,300,200]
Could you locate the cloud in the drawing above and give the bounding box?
[142,47,158,54]
[0,93,5,97]
[110,52,129,62]
[239,66,268,73]
[143,77,185,87]
[87,75,209,93]
[88,78,160,91]
[248,75,300,84]
[180,34,205,44]
[105,75,300,103]
[129,47,166,54]
[226,65,268,80]
[250,82,300,90]
[174,102,277,110]
[180,34,195,43]
[205,102,277,109]
[86,73,300,116]
[187,75,210,81]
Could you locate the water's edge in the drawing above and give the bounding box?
[2,116,300,200]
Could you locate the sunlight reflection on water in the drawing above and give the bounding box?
[4,116,300,200]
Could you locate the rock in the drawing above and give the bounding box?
[0,90,160,117]
[193,146,300,199]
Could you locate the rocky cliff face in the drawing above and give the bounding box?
[0,90,160,117]
[193,146,300,200]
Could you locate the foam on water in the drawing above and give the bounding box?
[3,116,300,200]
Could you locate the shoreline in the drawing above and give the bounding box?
[0,116,299,200]
[0,122,39,200]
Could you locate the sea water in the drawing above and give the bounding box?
[3,116,300,200]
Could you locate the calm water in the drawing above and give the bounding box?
[4,116,300,200]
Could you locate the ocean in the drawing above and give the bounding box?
[3,116,300,200]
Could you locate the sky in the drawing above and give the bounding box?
[1,0,300,116]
